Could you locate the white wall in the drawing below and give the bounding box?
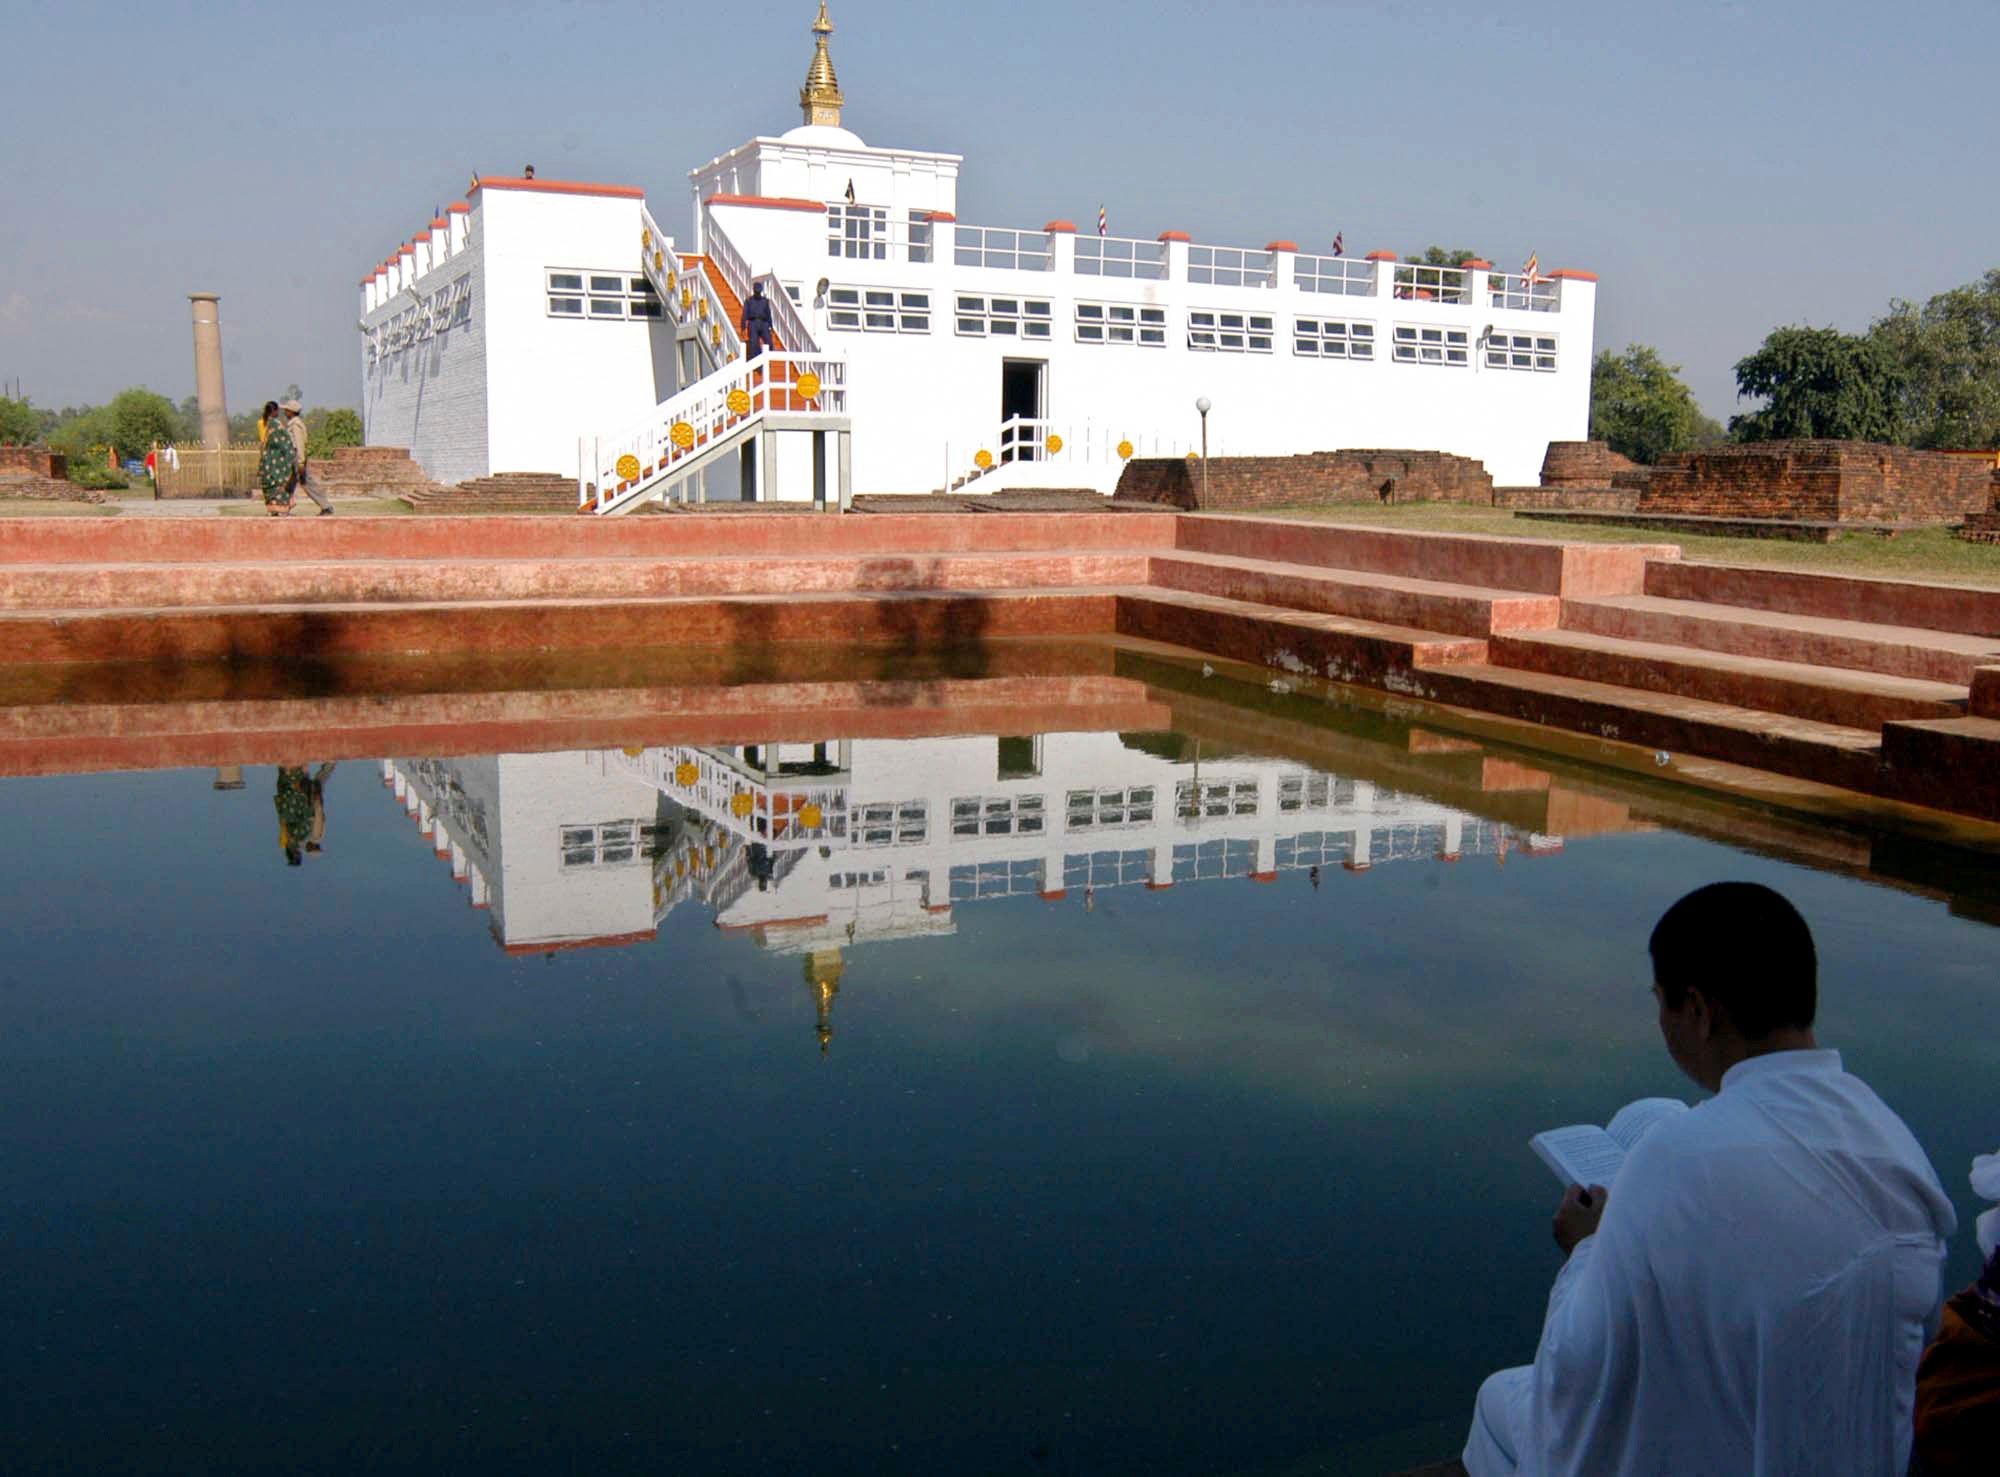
[360,220,490,484]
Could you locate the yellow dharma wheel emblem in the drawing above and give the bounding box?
[641,228,651,249]
[730,791,754,818]
[681,288,692,310]
[1118,439,1134,460]
[711,324,722,347]
[697,298,708,319]
[653,250,664,272]
[799,803,824,829]
[615,454,641,482]
[726,388,751,416]
[974,449,994,471]
[1187,451,1200,461]
[622,746,645,757]
[794,372,821,402]
[674,761,699,786]
[671,421,696,450]
[1046,434,1064,455]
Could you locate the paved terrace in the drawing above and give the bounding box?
[1,512,1996,825]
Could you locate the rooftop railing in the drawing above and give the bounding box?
[1075,235,1168,280]
[1486,272,1561,313]
[954,225,1054,272]
[1390,262,1471,305]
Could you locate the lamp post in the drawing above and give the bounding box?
[1195,396,1211,505]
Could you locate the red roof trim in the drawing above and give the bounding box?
[1250,871,1278,883]
[1364,250,1398,262]
[429,217,450,230]
[1157,230,1191,243]
[1460,258,1493,270]
[705,192,827,214]
[396,245,414,256]
[1044,219,1078,233]
[502,928,657,957]
[1264,240,1299,253]
[446,201,471,214]
[1039,889,1068,901]
[923,210,957,222]
[470,175,645,200]
[1548,269,1597,282]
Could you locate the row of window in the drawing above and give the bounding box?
[815,286,1555,368]
[546,268,664,321]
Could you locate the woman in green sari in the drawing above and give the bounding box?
[258,412,298,514]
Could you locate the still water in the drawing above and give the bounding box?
[2,660,1996,1475]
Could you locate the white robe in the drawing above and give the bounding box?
[1466,1050,1956,1477]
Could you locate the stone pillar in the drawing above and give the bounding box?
[188,293,229,448]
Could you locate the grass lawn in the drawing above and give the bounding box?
[1249,501,2000,588]
[0,499,120,517]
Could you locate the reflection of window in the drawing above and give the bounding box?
[1075,301,1167,346]
[1172,837,1256,881]
[950,794,1046,837]
[1063,848,1154,887]
[1293,318,1374,360]
[1278,774,1333,812]
[1275,831,1355,868]
[997,736,1041,780]
[560,819,665,868]
[949,858,1045,900]
[829,869,890,889]
[854,800,927,847]
[1066,786,1157,831]
[956,295,1052,339]
[1188,309,1274,353]
[1175,778,1259,818]
[826,285,930,333]
[1485,331,1557,371]
[1392,323,1469,365]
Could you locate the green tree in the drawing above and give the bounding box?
[0,395,40,445]
[43,404,116,457]
[1730,326,1902,443]
[306,407,363,460]
[1589,346,1724,464]
[106,388,183,459]
[1404,246,1481,267]
[1867,269,2000,449]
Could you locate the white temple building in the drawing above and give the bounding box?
[358,3,1596,510]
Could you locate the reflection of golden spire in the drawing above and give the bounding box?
[805,948,845,1056]
[800,2,845,127]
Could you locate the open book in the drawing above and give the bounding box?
[1531,1097,1689,1187]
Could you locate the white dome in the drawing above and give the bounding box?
[779,122,866,149]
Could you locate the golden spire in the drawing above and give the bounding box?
[805,949,845,1056]
[800,2,845,128]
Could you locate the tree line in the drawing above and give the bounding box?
[0,387,362,487]
[1594,267,2000,463]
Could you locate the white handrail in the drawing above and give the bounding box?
[753,272,818,354]
[583,352,849,515]
[700,201,753,302]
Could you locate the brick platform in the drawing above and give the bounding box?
[2,510,1997,825]
[1540,440,1640,488]
[1113,449,1493,510]
[1641,441,1994,523]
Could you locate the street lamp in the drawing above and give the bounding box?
[1194,396,1212,505]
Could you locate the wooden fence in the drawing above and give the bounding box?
[152,443,261,499]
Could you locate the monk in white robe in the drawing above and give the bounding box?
[1465,882,1956,1477]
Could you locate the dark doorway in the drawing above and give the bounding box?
[1000,360,1045,460]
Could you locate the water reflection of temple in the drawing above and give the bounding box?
[384,730,1602,960]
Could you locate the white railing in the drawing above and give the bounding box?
[612,744,849,847]
[638,205,679,317]
[943,417,1198,494]
[954,225,1054,272]
[1485,272,1561,313]
[1188,244,1276,289]
[700,200,753,302]
[581,352,849,515]
[753,271,818,353]
[675,257,740,372]
[1295,254,1376,296]
[1390,262,1472,305]
[1074,235,1169,280]
[825,206,938,263]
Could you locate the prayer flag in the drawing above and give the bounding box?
[1098,204,1108,237]
[845,179,857,205]
[1332,231,1344,257]
[1522,252,1539,283]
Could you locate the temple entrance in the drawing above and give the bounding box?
[1000,359,1045,461]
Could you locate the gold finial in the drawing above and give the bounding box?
[805,949,845,1056]
[800,2,845,128]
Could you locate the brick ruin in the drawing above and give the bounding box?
[1539,441,1639,488]
[0,446,91,502]
[1637,441,1995,523]
[1113,449,1493,510]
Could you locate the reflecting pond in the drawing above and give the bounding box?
[2,651,1996,1475]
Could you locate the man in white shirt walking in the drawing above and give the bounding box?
[281,398,335,515]
[1464,881,1956,1477]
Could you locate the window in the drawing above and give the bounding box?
[828,203,888,260]
[1187,245,1275,289]
[1392,323,1470,366]
[1075,301,1167,346]
[829,868,890,890]
[948,858,1045,902]
[950,794,1046,837]
[1074,236,1168,280]
[853,800,928,847]
[1278,774,1334,812]
[956,295,1053,339]
[1175,777,1259,818]
[1293,318,1374,360]
[547,267,661,321]
[826,285,930,333]
[997,736,1041,781]
[1066,786,1158,831]
[1188,309,1274,353]
[560,819,666,868]
[1485,331,1558,371]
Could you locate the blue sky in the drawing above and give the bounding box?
[2,0,1993,420]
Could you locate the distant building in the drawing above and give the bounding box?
[359,3,1596,506]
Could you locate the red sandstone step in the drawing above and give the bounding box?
[1404,661,1885,795]
[1149,550,1560,638]
[1114,587,1488,685]
[1490,629,1968,731]
[0,587,1119,665]
[1645,560,2000,637]
[1879,716,2000,822]
[0,550,1155,611]
[1974,667,2000,718]
[1173,515,1675,596]
[0,512,1178,565]
[1560,595,2000,685]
